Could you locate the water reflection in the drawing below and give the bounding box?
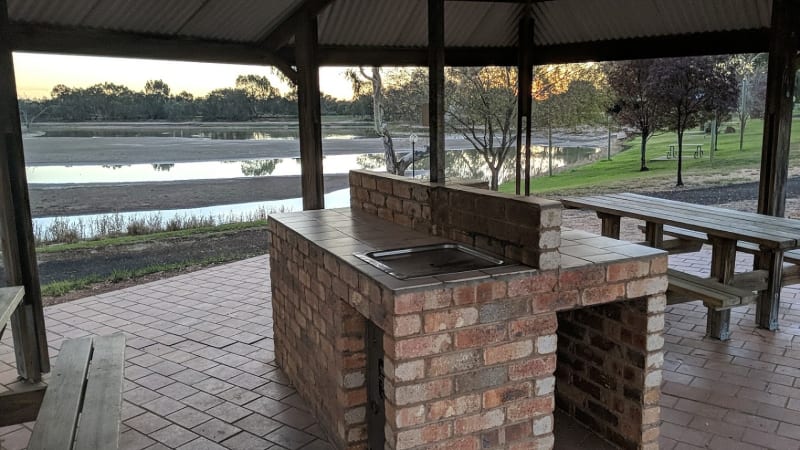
[239,159,279,176]
[38,127,374,140]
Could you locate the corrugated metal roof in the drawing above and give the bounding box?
[7,0,773,51]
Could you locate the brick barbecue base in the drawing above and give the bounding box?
[269,171,666,449]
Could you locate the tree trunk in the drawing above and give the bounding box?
[676,129,684,186]
[547,124,553,177]
[739,116,747,151]
[490,166,499,190]
[383,131,398,174]
[640,126,649,171]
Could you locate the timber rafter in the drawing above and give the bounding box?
[259,0,335,51]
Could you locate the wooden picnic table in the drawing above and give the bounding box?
[561,192,800,339]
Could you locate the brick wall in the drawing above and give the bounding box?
[555,259,667,450]
[349,170,562,270]
[269,221,370,448]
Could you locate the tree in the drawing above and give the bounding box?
[236,74,279,118]
[605,59,667,171]
[730,54,768,151]
[446,67,517,190]
[532,65,606,176]
[652,57,739,186]
[144,79,171,119]
[345,67,427,176]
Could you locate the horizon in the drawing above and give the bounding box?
[13,52,355,101]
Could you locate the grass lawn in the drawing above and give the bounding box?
[499,118,800,196]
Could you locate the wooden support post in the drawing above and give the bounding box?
[0,385,46,426]
[516,12,533,195]
[707,237,736,340]
[644,222,663,248]
[754,249,784,331]
[0,0,49,381]
[295,11,324,210]
[757,0,799,217]
[428,0,445,183]
[597,213,621,239]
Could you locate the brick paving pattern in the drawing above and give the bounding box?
[0,247,798,449]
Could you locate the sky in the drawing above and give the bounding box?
[12,52,356,100]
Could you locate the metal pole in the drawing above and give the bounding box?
[412,140,415,178]
[607,114,612,161]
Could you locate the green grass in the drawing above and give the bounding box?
[37,219,267,254]
[499,118,800,195]
[41,256,241,297]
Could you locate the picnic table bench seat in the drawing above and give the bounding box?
[666,269,759,310]
[0,286,25,331]
[27,334,126,450]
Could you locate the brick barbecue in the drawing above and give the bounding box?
[268,170,667,449]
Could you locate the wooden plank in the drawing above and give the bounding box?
[782,265,800,286]
[74,334,126,450]
[27,337,93,450]
[0,0,49,381]
[784,250,800,265]
[295,12,324,210]
[0,385,46,427]
[666,269,757,309]
[563,194,799,248]
[755,249,784,331]
[707,237,737,340]
[0,285,24,328]
[597,213,621,239]
[757,0,799,217]
[428,0,446,183]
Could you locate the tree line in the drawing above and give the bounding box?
[19,74,371,124]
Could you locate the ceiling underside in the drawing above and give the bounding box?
[4,0,775,67]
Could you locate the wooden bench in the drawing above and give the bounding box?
[666,269,758,310]
[0,286,25,334]
[27,334,126,450]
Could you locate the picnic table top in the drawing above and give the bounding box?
[561,192,800,250]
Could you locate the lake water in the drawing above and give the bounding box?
[28,147,602,184]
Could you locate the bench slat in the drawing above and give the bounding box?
[666,269,758,309]
[0,286,24,329]
[28,337,93,450]
[642,224,800,267]
[74,334,126,450]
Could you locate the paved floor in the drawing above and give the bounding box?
[0,248,799,450]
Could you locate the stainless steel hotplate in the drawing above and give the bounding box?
[354,243,505,280]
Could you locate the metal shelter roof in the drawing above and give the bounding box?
[4,0,774,67]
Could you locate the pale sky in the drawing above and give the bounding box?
[13,52,355,100]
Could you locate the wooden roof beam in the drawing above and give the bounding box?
[7,24,299,83]
[259,0,335,51]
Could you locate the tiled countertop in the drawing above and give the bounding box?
[269,208,665,292]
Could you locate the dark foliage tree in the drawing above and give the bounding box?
[652,57,739,186]
[605,59,666,171]
[446,67,517,190]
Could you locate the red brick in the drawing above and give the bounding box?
[581,283,625,306]
[505,421,533,442]
[508,314,557,338]
[394,292,425,314]
[453,285,477,305]
[427,394,482,420]
[424,307,479,333]
[507,272,558,297]
[506,396,555,421]
[428,350,482,377]
[484,340,533,365]
[454,324,507,349]
[395,378,453,406]
[607,260,650,282]
[425,437,480,450]
[532,291,578,313]
[559,266,606,289]
[650,255,668,275]
[476,281,507,302]
[483,382,532,408]
[396,422,452,450]
[454,409,505,435]
[394,405,425,428]
[508,354,557,380]
[394,334,452,359]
